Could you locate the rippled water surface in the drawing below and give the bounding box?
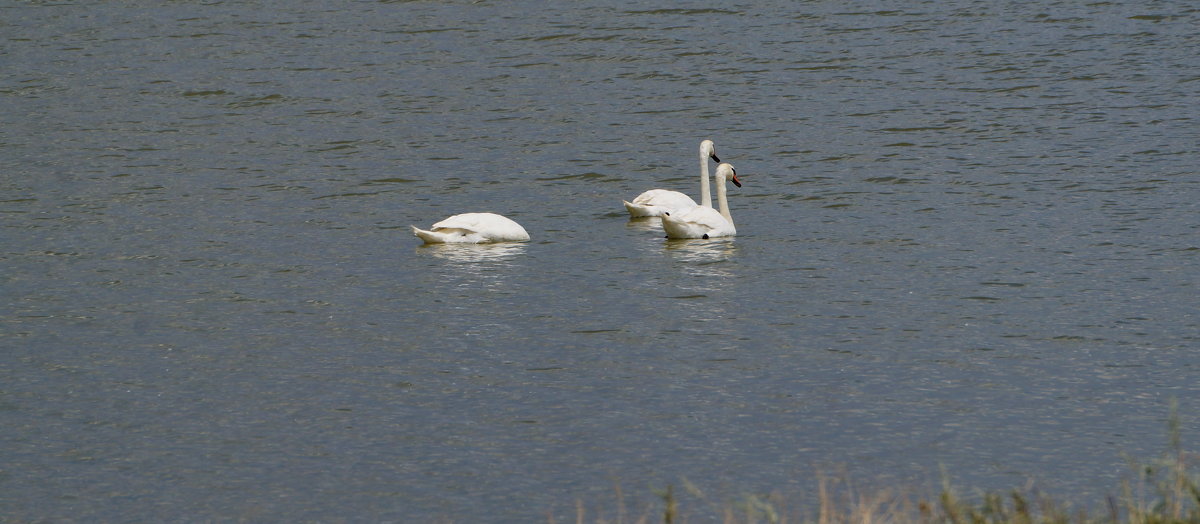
[3,1,1199,521]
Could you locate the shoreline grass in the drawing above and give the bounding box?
[556,404,1198,524]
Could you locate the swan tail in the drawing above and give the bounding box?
[659,213,680,238]
[623,200,661,217]
[412,226,447,244]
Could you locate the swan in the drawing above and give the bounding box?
[623,139,720,217]
[661,163,741,239]
[411,212,530,244]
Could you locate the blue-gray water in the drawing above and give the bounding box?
[3,1,1198,521]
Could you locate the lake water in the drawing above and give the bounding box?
[3,1,1198,521]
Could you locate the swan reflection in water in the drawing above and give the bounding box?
[625,216,664,234]
[663,238,738,298]
[662,238,738,321]
[415,242,528,295]
[417,242,528,264]
[664,237,738,264]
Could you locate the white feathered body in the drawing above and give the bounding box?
[411,212,530,244]
[623,189,698,217]
[661,206,736,239]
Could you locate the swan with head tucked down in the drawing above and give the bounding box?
[623,139,720,217]
[411,212,530,244]
[661,163,741,239]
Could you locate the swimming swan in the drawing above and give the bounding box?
[661,163,741,239]
[623,139,720,217]
[411,212,530,244]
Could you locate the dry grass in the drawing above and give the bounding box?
[555,404,1199,524]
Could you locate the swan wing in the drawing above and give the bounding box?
[430,212,504,231]
[625,189,698,217]
[631,189,697,208]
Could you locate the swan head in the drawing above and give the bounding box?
[700,139,720,163]
[715,163,741,187]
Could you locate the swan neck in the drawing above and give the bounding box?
[716,176,733,225]
[700,151,712,209]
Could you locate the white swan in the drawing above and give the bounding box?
[623,139,720,217]
[661,163,741,239]
[411,212,530,244]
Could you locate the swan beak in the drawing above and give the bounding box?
[730,171,742,187]
[711,153,721,163]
